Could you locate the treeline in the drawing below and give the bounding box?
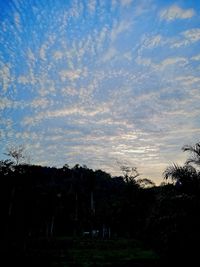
[2,142,200,262]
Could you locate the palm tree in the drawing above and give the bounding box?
[163,164,197,183]
[182,142,200,167]
[163,163,199,194]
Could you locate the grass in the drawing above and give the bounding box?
[25,237,159,267]
[67,247,157,266]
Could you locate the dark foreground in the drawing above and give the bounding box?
[6,237,168,267]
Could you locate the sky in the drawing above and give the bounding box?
[0,0,200,184]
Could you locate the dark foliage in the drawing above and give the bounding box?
[2,142,200,265]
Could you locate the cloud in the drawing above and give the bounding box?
[39,35,56,61]
[18,69,37,86]
[160,5,195,21]
[120,0,132,7]
[182,28,200,43]
[30,98,51,109]
[39,44,48,61]
[101,47,117,62]
[135,56,153,67]
[15,131,39,140]
[0,97,23,110]
[110,20,131,42]
[22,103,111,126]
[170,28,200,48]
[143,34,163,49]
[160,57,188,69]
[191,54,200,61]
[136,56,188,70]
[87,0,96,15]
[176,76,200,86]
[1,0,199,184]
[53,51,63,60]
[61,87,78,96]
[0,63,12,93]
[59,69,83,81]
[0,97,13,110]
[18,75,30,85]
[14,12,22,31]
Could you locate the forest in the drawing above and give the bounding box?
[2,142,200,266]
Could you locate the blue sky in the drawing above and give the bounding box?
[0,0,200,184]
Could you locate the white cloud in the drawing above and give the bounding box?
[14,12,21,31]
[0,63,12,93]
[0,97,12,110]
[101,47,117,62]
[133,56,188,72]
[182,28,200,43]
[160,57,188,68]
[18,68,37,86]
[111,0,117,10]
[170,28,200,48]
[30,98,50,109]
[135,56,153,67]
[143,35,163,49]
[59,69,84,81]
[191,54,200,61]
[22,104,111,126]
[61,87,78,96]
[53,51,63,60]
[40,44,48,61]
[87,0,96,15]
[121,0,132,7]
[39,35,55,61]
[176,76,200,86]
[18,75,29,85]
[160,5,195,21]
[136,55,187,72]
[0,98,27,111]
[110,20,131,42]
[170,39,189,48]
[27,48,36,63]
[96,26,109,51]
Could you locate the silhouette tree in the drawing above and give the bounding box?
[120,165,140,184]
[163,163,197,182]
[4,145,25,165]
[137,178,155,188]
[182,142,200,167]
[163,163,200,194]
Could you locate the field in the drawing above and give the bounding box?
[15,237,160,267]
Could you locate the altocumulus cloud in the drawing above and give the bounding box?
[0,0,200,184]
[160,4,195,21]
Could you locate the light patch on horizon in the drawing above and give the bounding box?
[0,0,200,185]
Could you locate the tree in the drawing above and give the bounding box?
[137,178,155,188]
[4,145,25,165]
[163,163,200,195]
[182,142,200,167]
[163,142,200,192]
[163,164,197,183]
[120,165,140,184]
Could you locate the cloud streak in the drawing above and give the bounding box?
[160,4,195,21]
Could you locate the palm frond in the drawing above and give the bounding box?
[163,163,180,181]
[163,163,197,182]
[182,142,200,167]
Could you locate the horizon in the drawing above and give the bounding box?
[0,0,200,185]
